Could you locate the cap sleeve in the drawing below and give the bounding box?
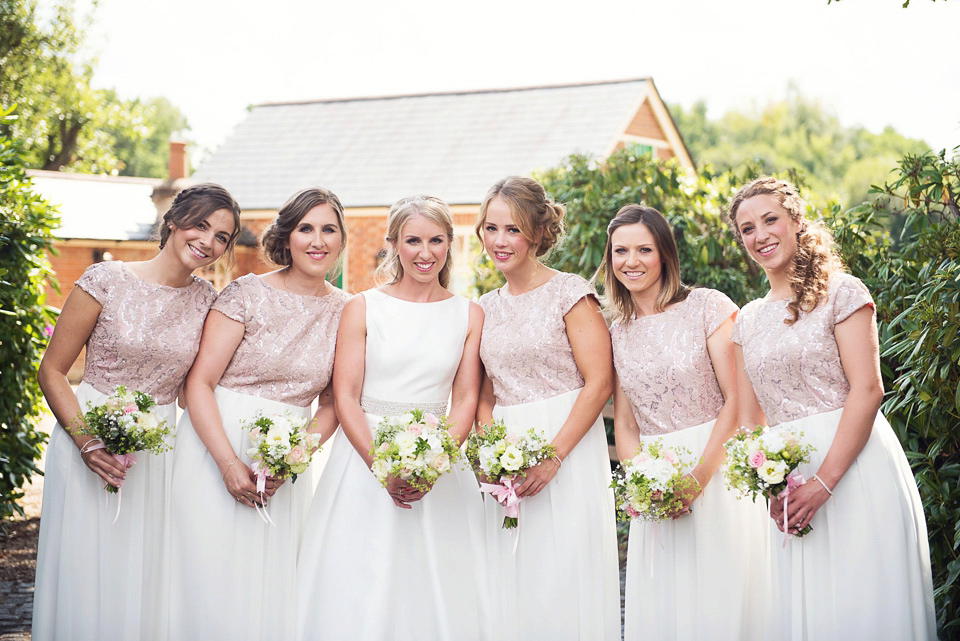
[74,261,118,306]
[211,278,248,323]
[730,304,747,346]
[832,274,875,325]
[699,288,739,338]
[557,273,598,316]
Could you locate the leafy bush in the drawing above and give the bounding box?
[0,105,59,525]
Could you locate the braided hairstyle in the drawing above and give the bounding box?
[728,176,844,324]
[159,183,242,259]
[475,176,565,258]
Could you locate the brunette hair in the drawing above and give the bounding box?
[727,176,844,324]
[375,195,455,288]
[159,183,242,261]
[475,176,565,257]
[597,204,689,322]
[260,187,347,276]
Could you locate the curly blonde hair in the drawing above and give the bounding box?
[727,177,844,324]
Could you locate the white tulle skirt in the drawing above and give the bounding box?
[769,407,936,640]
[623,419,771,641]
[167,386,315,641]
[485,388,620,641]
[32,381,171,641]
[296,415,490,641]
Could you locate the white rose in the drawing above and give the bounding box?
[371,458,390,481]
[759,430,786,453]
[136,411,159,432]
[269,416,293,436]
[758,460,788,485]
[248,430,263,448]
[499,445,524,472]
[431,452,451,474]
[395,431,418,457]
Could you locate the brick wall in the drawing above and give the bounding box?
[625,98,668,141]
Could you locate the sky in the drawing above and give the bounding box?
[82,0,960,163]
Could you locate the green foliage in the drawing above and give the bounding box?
[514,147,769,306]
[670,89,930,207]
[830,148,960,635]
[0,106,59,525]
[0,0,191,176]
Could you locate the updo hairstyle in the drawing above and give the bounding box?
[260,187,347,275]
[374,195,455,288]
[159,183,242,260]
[727,176,844,324]
[475,176,565,257]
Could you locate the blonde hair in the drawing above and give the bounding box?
[375,195,455,288]
[596,204,689,322]
[728,176,844,324]
[475,176,565,257]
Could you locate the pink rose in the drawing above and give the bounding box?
[423,413,439,428]
[409,425,422,435]
[285,444,307,465]
[123,403,138,414]
[748,450,766,468]
[634,452,650,463]
[661,448,678,464]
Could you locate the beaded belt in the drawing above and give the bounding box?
[360,395,448,418]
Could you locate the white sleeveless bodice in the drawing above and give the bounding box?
[360,289,469,415]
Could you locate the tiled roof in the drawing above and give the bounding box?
[193,79,653,209]
[27,171,162,241]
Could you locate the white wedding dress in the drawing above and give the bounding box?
[296,289,489,641]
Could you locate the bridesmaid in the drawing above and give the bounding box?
[33,184,240,641]
[168,187,350,640]
[728,176,936,640]
[602,204,768,641]
[296,195,488,641]
[476,176,620,640]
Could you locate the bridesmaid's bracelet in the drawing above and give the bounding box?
[812,474,834,496]
[551,455,563,469]
[221,458,240,478]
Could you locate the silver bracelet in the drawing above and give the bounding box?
[812,474,834,496]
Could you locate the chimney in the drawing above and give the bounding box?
[168,141,188,181]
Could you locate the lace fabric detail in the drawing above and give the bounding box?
[731,272,875,426]
[214,274,350,407]
[74,261,217,405]
[360,395,448,418]
[611,288,737,435]
[479,272,596,406]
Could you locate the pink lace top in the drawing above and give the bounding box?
[479,272,596,406]
[731,272,875,426]
[213,274,350,407]
[611,288,738,435]
[75,261,217,405]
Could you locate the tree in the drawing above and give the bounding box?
[0,106,59,526]
[0,0,191,176]
[670,89,930,208]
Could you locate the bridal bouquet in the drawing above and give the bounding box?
[611,439,695,522]
[723,425,814,536]
[466,421,557,529]
[81,385,173,494]
[369,409,460,492]
[243,412,319,485]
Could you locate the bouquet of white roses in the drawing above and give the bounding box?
[243,412,320,485]
[611,439,695,523]
[466,420,556,529]
[369,409,460,492]
[80,385,173,498]
[723,425,814,536]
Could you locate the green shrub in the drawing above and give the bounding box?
[0,105,60,526]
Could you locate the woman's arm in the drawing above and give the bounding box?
[38,287,128,487]
[781,305,882,534]
[447,303,484,444]
[517,296,614,498]
[331,296,372,465]
[734,344,765,430]
[183,310,261,507]
[476,370,495,428]
[307,379,339,448]
[612,372,641,462]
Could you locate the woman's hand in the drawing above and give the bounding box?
[769,480,831,534]
[515,458,561,498]
[262,475,286,499]
[668,472,703,519]
[386,475,428,509]
[220,458,262,508]
[79,442,129,488]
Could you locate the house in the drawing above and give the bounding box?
[193,77,693,293]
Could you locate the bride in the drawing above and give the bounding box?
[296,195,489,641]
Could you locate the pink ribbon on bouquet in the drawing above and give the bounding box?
[81,440,137,524]
[479,477,522,554]
[777,470,806,547]
[249,461,276,527]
